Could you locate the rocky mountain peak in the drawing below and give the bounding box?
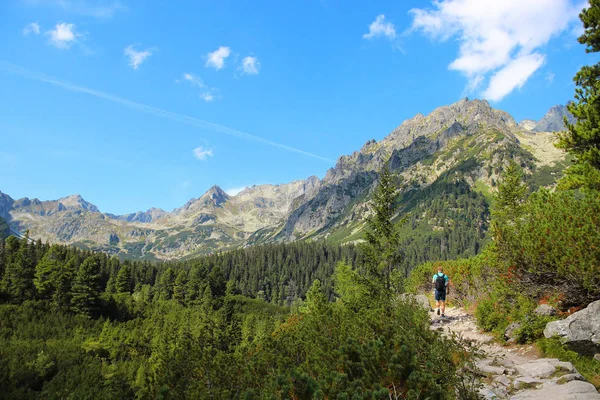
[203,185,229,206]
[533,103,576,132]
[58,194,100,212]
[519,119,537,131]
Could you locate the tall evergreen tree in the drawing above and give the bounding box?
[557,0,600,191]
[115,262,132,294]
[492,160,528,231]
[360,163,405,290]
[34,245,63,299]
[71,255,101,317]
[2,237,35,303]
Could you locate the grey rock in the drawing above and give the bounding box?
[479,365,507,376]
[514,361,557,379]
[493,375,512,387]
[594,354,600,362]
[479,385,501,400]
[556,373,585,384]
[510,380,600,399]
[512,376,544,390]
[533,304,557,317]
[544,300,600,356]
[505,322,522,341]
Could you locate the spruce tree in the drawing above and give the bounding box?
[360,163,404,290]
[71,256,101,317]
[492,160,528,230]
[557,0,600,191]
[2,237,35,303]
[115,262,132,294]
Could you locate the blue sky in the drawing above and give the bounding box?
[0,0,593,214]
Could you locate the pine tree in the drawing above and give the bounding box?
[71,256,101,317]
[492,160,528,230]
[557,0,600,191]
[2,237,35,303]
[173,270,188,304]
[115,262,132,294]
[360,163,405,290]
[33,245,63,299]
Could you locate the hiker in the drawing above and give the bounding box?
[432,266,449,317]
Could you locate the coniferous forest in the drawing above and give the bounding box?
[3,1,600,398]
[0,231,477,399]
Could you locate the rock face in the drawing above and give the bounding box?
[544,300,600,356]
[0,99,568,259]
[533,104,576,132]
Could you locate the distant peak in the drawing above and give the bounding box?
[58,194,99,212]
[201,185,229,206]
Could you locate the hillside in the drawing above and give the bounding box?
[0,99,567,260]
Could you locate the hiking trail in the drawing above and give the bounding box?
[430,306,600,399]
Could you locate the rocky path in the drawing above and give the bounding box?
[430,307,600,399]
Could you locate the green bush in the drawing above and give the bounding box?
[406,244,499,308]
[497,189,600,307]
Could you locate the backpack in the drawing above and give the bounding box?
[435,273,446,292]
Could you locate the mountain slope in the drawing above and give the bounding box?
[1,99,567,260]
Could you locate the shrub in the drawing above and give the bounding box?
[497,189,600,307]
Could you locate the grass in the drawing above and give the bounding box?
[473,179,494,203]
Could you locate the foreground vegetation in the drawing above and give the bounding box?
[0,168,479,398]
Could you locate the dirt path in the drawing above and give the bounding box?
[430,307,600,399]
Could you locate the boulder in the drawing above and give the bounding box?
[504,322,522,342]
[510,380,600,399]
[594,354,600,362]
[533,304,556,317]
[544,300,600,356]
[514,360,557,379]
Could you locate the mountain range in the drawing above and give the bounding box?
[0,99,570,260]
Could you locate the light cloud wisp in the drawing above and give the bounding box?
[363,14,397,40]
[0,61,332,162]
[124,45,153,70]
[23,22,41,36]
[193,146,213,160]
[241,56,260,75]
[182,72,219,102]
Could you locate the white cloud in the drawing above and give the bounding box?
[47,23,79,49]
[225,186,247,196]
[546,71,556,83]
[124,44,153,70]
[193,146,213,160]
[483,53,546,101]
[241,56,260,75]
[205,46,231,70]
[363,14,397,40]
[23,22,41,36]
[181,72,219,102]
[410,0,584,101]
